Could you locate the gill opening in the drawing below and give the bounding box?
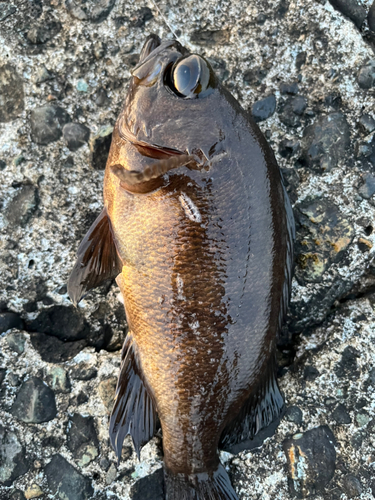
[110,154,197,194]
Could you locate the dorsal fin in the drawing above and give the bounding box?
[67,207,122,306]
[109,333,157,461]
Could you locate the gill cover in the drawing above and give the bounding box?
[110,154,197,194]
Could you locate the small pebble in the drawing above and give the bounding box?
[342,474,362,497]
[357,60,375,90]
[76,79,88,92]
[6,332,26,354]
[30,106,70,145]
[284,406,303,424]
[251,94,276,122]
[24,484,43,499]
[106,463,117,485]
[63,123,90,151]
[280,82,299,95]
[358,114,375,134]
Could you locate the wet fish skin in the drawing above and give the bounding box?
[68,34,294,500]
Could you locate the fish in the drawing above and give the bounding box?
[67,34,295,500]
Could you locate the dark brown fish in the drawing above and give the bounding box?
[68,34,294,500]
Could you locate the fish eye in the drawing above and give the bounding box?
[167,55,216,98]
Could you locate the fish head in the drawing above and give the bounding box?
[117,34,231,164]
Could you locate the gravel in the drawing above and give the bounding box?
[1,0,375,498]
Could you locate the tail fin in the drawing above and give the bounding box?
[164,463,238,500]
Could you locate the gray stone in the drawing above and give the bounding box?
[0,425,29,486]
[89,125,113,170]
[365,367,375,388]
[65,0,116,23]
[34,66,54,84]
[243,67,267,86]
[358,174,375,199]
[0,313,24,334]
[358,114,375,134]
[301,112,350,172]
[332,403,351,424]
[0,3,16,22]
[356,141,373,158]
[130,468,164,500]
[303,366,320,381]
[8,372,21,387]
[296,51,306,70]
[27,305,89,342]
[283,426,336,497]
[71,365,98,381]
[357,60,375,89]
[29,332,87,363]
[99,457,110,471]
[280,82,299,95]
[335,346,360,379]
[93,41,106,60]
[9,490,26,500]
[291,96,307,116]
[26,21,61,45]
[279,96,304,127]
[67,413,99,465]
[62,123,90,151]
[6,332,26,354]
[98,378,117,413]
[11,377,57,423]
[105,463,117,485]
[342,474,362,497]
[0,64,24,122]
[355,411,369,427]
[30,106,70,145]
[252,94,276,122]
[44,454,94,500]
[328,0,366,29]
[190,29,231,46]
[94,88,110,107]
[131,7,154,28]
[5,184,39,227]
[279,140,300,159]
[369,1,375,32]
[45,366,70,393]
[284,406,303,424]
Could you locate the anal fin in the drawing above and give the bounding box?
[219,357,284,452]
[109,334,157,461]
[67,207,122,306]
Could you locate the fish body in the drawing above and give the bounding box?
[68,35,294,500]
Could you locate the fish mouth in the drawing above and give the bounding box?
[134,34,186,72]
[138,34,161,64]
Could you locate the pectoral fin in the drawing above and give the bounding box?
[67,208,122,306]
